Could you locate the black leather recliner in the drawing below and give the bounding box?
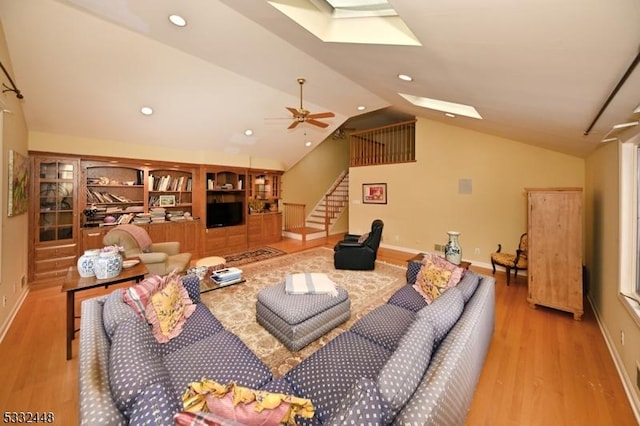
[333,219,384,270]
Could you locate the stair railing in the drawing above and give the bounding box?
[322,170,349,236]
[283,202,307,243]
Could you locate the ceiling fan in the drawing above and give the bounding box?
[286,78,335,129]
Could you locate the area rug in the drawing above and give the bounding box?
[223,246,286,267]
[200,247,407,377]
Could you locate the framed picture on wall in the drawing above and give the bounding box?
[362,183,387,204]
[8,150,29,216]
[158,194,176,207]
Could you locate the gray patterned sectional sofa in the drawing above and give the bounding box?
[79,264,495,425]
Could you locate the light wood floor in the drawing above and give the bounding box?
[0,236,636,425]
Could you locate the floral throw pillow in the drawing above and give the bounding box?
[145,272,196,343]
[413,253,465,304]
[181,379,314,426]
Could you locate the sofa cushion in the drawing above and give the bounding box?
[284,331,392,423]
[350,304,416,351]
[416,287,464,345]
[406,259,422,284]
[108,316,172,418]
[128,381,182,426]
[325,377,389,426]
[155,304,225,357]
[387,285,428,313]
[102,288,138,339]
[456,270,480,303]
[377,316,435,422]
[164,330,272,394]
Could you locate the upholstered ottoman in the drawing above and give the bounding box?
[256,281,350,351]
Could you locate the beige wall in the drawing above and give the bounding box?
[349,117,585,267]
[585,141,640,409]
[29,131,285,171]
[0,21,29,338]
[282,135,350,234]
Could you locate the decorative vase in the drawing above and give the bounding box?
[444,231,462,265]
[93,252,123,279]
[77,249,100,277]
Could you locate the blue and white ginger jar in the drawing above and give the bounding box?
[77,249,100,277]
[93,252,123,279]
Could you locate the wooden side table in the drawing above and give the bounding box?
[61,260,148,360]
[406,253,471,270]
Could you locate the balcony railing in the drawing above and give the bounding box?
[349,119,416,167]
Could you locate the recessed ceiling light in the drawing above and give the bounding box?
[244,129,253,136]
[169,14,187,27]
[445,113,456,118]
[357,105,366,111]
[398,93,482,120]
[140,106,153,115]
[397,74,413,82]
[305,141,312,147]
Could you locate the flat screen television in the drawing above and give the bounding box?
[206,201,243,228]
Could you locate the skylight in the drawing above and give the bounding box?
[398,93,483,120]
[268,0,420,46]
[325,0,398,18]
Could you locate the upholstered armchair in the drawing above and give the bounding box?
[490,232,528,285]
[103,224,192,275]
[333,219,384,270]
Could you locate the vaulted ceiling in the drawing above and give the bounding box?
[1,0,639,169]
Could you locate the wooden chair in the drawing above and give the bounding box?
[490,233,528,285]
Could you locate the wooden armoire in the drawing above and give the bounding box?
[526,188,583,320]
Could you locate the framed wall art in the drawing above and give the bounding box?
[158,194,176,207]
[362,183,387,204]
[8,149,29,216]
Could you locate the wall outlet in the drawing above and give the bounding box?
[621,330,625,346]
[474,247,480,254]
[434,244,444,252]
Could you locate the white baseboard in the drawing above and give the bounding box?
[587,294,640,424]
[0,288,29,344]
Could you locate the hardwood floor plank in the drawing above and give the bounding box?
[0,237,635,425]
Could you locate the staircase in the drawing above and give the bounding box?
[282,171,349,241]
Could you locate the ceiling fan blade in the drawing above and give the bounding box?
[306,119,329,128]
[288,120,301,129]
[307,111,335,119]
[286,107,300,117]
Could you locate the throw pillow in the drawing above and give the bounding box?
[413,253,465,304]
[121,274,163,318]
[174,411,237,426]
[145,272,196,343]
[181,379,314,426]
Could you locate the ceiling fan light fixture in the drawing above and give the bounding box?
[169,14,187,27]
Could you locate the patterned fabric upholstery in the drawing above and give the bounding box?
[128,382,182,425]
[79,297,127,425]
[108,316,173,418]
[154,304,225,357]
[392,277,496,425]
[325,378,389,426]
[456,270,480,303]
[102,289,138,339]
[164,331,272,393]
[377,316,435,422]
[406,260,422,284]
[387,284,428,313]
[416,287,465,345]
[350,303,416,351]
[284,331,392,423]
[181,273,202,304]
